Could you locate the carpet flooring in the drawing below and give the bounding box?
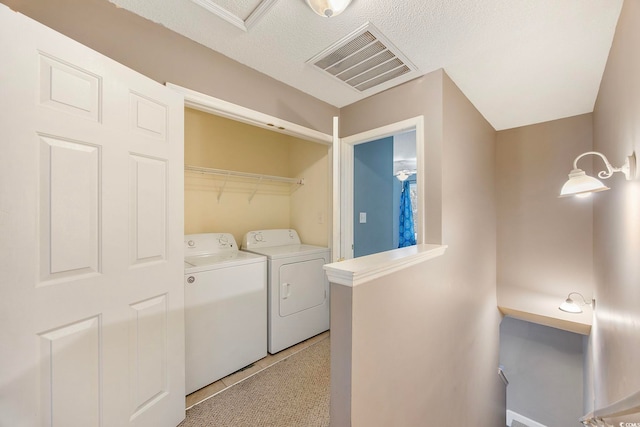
[179,337,330,427]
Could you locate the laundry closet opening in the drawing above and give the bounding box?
[184,107,331,247]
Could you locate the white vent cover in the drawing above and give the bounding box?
[307,23,418,93]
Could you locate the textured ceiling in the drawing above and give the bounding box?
[109,0,623,130]
[206,0,261,20]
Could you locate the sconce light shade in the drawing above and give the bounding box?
[559,292,593,314]
[306,0,352,17]
[559,151,636,198]
[559,168,610,197]
[559,297,583,313]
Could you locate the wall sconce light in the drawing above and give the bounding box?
[559,151,636,197]
[559,292,594,313]
[306,0,352,17]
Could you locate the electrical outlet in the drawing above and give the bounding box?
[359,212,367,223]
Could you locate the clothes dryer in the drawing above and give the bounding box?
[184,233,266,394]
[242,229,330,354]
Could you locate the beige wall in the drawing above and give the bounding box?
[332,69,504,426]
[184,108,329,246]
[496,114,595,324]
[591,0,640,412]
[1,0,338,134]
[441,72,504,424]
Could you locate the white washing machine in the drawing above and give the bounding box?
[242,229,330,354]
[184,233,267,395]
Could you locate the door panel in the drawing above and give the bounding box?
[129,154,167,265]
[0,6,184,427]
[129,294,168,419]
[39,53,102,122]
[39,316,102,427]
[39,135,101,282]
[130,92,168,140]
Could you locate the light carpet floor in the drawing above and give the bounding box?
[179,337,330,427]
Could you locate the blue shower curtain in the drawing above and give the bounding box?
[398,180,416,248]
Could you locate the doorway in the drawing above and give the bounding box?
[353,130,417,257]
[341,116,425,260]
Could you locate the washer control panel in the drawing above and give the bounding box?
[184,233,237,257]
[217,234,230,247]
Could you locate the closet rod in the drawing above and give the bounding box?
[184,165,304,185]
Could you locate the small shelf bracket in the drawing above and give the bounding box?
[216,172,230,202]
[248,176,263,203]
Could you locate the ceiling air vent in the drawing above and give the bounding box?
[307,23,418,93]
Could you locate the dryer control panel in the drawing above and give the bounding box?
[242,229,301,249]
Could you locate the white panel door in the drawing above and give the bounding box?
[0,5,185,427]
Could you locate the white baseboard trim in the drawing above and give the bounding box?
[507,409,548,427]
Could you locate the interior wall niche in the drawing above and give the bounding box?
[184,108,330,246]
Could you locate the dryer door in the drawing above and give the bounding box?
[279,258,327,317]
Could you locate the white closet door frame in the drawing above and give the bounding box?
[165,84,341,259]
[166,84,332,145]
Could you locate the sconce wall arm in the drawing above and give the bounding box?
[572,151,636,181]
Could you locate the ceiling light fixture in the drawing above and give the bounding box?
[394,169,416,182]
[305,0,352,17]
[559,151,637,198]
[559,292,594,314]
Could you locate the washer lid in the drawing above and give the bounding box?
[242,244,330,260]
[185,251,266,274]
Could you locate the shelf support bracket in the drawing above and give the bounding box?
[217,172,230,202]
[248,176,263,203]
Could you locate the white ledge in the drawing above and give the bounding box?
[497,285,592,335]
[323,244,447,287]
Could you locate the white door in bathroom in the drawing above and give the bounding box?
[0,6,185,427]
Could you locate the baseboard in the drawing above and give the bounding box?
[506,409,548,427]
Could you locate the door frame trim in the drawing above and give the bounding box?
[165,83,338,256]
[166,83,332,145]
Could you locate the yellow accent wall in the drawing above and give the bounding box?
[184,108,329,246]
[289,139,330,246]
